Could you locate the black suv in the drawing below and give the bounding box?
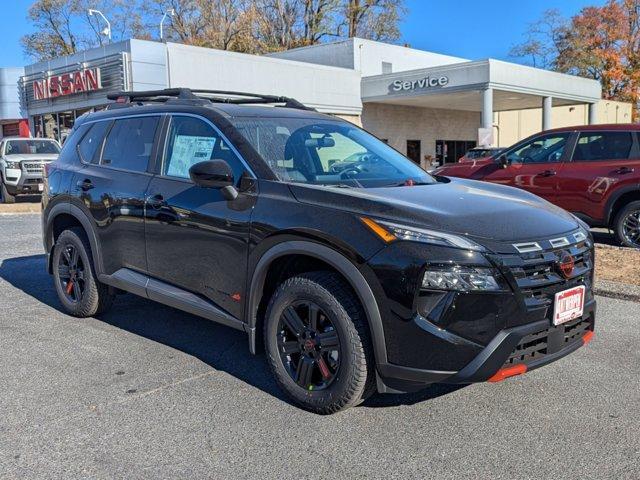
[42,89,596,414]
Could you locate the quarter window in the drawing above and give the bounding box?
[78,121,110,164]
[505,133,570,164]
[163,116,245,183]
[101,116,159,172]
[572,132,632,161]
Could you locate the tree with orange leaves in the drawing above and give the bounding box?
[511,1,640,115]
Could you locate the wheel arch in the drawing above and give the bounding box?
[45,203,104,275]
[246,240,388,365]
[605,185,640,226]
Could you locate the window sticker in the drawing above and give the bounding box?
[167,135,217,178]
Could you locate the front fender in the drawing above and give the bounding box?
[245,240,388,366]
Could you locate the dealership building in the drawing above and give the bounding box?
[0,38,632,166]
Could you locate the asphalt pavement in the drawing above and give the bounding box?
[0,213,639,479]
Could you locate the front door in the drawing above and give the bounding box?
[144,114,256,319]
[483,132,572,203]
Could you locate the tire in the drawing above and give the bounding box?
[613,200,640,249]
[1,181,15,204]
[264,271,375,414]
[52,227,115,317]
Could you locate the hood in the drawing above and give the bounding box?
[433,158,497,178]
[4,154,58,162]
[289,177,579,247]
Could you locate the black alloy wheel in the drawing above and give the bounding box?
[52,227,115,317]
[57,243,85,303]
[615,201,640,249]
[277,301,341,391]
[621,208,640,248]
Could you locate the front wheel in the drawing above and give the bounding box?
[264,271,375,414]
[614,200,640,249]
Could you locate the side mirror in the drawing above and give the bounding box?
[498,154,509,169]
[189,160,238,200]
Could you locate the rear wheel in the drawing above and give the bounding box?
[0,181,15,204]
[52,227,115,317]
[614,200,640,249]
[264,271,374,414]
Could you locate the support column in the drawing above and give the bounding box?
[481,88,493,130]
[542,96,552,131]
[588,103,597,124]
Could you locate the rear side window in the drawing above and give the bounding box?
[101,116,159,172]
[572,132,633,161]
[78,121,110,164]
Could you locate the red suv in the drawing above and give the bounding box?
[433,125,640,248]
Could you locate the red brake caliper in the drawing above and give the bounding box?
[317,356,331,380]
[66,280,74,295]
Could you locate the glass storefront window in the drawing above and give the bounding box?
[30,106,107,142]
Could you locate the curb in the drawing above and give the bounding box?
[594,279,640,303]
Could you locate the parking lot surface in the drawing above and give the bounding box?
[1,213,639,479]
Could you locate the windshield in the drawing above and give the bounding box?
[5,139,60,155]
[231,117,435,188]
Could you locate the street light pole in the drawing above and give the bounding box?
[88,9,112,42]
[160,9,175,41]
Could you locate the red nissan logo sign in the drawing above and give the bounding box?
[558,253,575,279]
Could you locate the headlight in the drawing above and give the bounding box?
[361,217,486,251]
[5,161,21,169]
[422,266,506,291]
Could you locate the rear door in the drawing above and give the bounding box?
[144,114,256,320]
[554,130,640,223]
[72,115,162,275]
[482,132,572,203]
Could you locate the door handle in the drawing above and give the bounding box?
[146,194,166,209]
[539,170,557,177]
[615,166,635,174]
[75,179,94,191]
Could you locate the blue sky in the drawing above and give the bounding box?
[0,0,605,66]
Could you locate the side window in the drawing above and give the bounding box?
[506,133,570,164]
[101,116,159,172]
[77,121,110,164]
[163,116,245,183]
[572,132,632,161]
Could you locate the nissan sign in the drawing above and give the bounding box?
[391,76,449,92]
[33,67,102,100]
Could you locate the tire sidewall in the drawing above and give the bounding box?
[264,277,364,410]
[52,229,96,315]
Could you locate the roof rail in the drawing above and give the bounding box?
[105,88,315,111]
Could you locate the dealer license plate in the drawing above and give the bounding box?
[553,286,585,325]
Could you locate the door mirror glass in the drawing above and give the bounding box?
[498,154,509,168]
[189,160,235,188]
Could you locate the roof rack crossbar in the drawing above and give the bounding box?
[106,88,315,111]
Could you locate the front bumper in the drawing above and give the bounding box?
[377,299,595,392]
[3,164,46,194]
[368,231,596,393]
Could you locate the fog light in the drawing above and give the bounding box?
[422,267,505,292]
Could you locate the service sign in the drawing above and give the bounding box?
[33,67,102,100]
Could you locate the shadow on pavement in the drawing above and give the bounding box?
[0,254,462,410]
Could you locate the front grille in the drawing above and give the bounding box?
[504,316,593,367]
[22,162,44,174]
[498,238,594,314]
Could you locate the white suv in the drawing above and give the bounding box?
[0,137,61,203]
